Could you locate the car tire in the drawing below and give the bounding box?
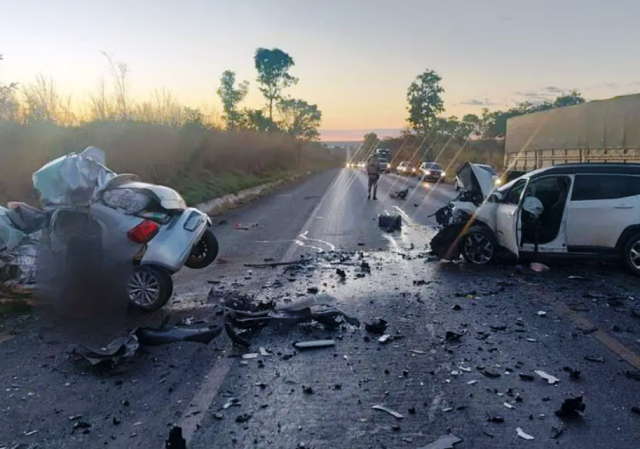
[623,234,640,276]
[460,226,497,265]
[127,266,174,311]
[185,228,219,269]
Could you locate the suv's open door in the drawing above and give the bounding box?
[495,179,527,257]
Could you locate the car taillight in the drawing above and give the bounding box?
[128,220,159,244]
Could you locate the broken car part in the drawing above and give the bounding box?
[415,434,462,449]
[371,405,404,419]
[294,340,336,350]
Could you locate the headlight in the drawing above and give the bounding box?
[411,168,416,172]
[440,172,445,177]
[494,178,502,186]
[423,170,431,175]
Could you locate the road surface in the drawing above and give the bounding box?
[2,168,640,449]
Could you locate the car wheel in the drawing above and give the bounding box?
[460,226,497,265]
[127,266,173,311]
[623,234,640,276]
[185,228,219,269]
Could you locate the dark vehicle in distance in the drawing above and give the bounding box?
[419,162,445,182]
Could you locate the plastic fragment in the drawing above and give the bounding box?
[534,370,560,384]
[516,427,535,440]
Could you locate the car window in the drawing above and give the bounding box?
[504,179,527,205]
[571,174,632,201]
[427,163,442,170]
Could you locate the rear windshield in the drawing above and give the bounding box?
[425,163,442,170]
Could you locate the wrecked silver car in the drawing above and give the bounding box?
[1,147,219,310]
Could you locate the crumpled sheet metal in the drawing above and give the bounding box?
[73,333,140,366]
[0,232,39,295]
[103,188,151,215]
[73,326,223,365]
[32,146,115,208]
[0,206,27,252]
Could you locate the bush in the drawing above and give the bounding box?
[0,121,339,205]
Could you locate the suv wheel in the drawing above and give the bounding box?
[461,226,497,265]
[623,235,640,276]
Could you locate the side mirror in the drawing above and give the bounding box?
[522,197,544,219]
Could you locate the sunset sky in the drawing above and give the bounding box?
[1,0,639,140]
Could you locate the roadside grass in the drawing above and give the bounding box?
[0,121,341,205]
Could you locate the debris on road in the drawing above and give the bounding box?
[551,426,565,439]
[534,370,560,384]
[530,262,549,272]
[136,325,223,346]
[72,333,139,366]
[445,331,463,341]
[234,222,260,230]
[516,427,535,440]
[378,214,402,232]
[555,396,586,418]
[631,406,640,415]
[235,413,252,423]
[481,370,501,379]
[563,367,582,379]
[165,426,186,449]
[537,311,547,317]
[584,355,605,363]
[625,370,640,381]
[372,405,404,419]
[365,318,388,334]
[487,414,505,423]
[294,339,335,350]
[336,268,346,279]
[568,275,591,281]
[390,189,409,200]
[378,334,392,344]
[504,402,516,410]
[578,325,598,335]
[415,434,462,449]
[519,374,535,382]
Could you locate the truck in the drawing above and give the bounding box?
[505,93,640,171]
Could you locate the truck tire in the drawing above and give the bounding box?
[460,226,497,265]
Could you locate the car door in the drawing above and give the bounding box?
[566,174,640,250]
[495,179,527,257]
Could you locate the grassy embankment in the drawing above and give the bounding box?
[0,121,341,206]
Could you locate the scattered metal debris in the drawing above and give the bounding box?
[294,340,335,350]
[378,334,392,344]
[372,405,404,419]
[516,427,535,440]
[584,355,605,363]
[563,367,581,379]
[365,318,388,334]
[534,370,560,384]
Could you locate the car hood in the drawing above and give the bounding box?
[455,163,494,198]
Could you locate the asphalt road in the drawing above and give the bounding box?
[2,168,640,449]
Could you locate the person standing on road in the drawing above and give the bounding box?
[367,156,381,200]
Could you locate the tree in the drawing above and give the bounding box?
[254,48,298,120]
[183,107,205,129]
[407,69,445,135]
[277,99,322,141]
[553,90,585,108]
[238,108,280,133]
[361,132,379,156]
[0,54,18,121]
[217,70,249,130]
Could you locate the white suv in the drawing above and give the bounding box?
[432,163,640,275]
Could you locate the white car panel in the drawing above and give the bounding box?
[566,195,640,248]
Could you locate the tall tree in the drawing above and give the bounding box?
[239,108,280,133]
[278,99,322,141]
[407,69,445,135]
[254,48,298,120]
[217,70,249,130]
